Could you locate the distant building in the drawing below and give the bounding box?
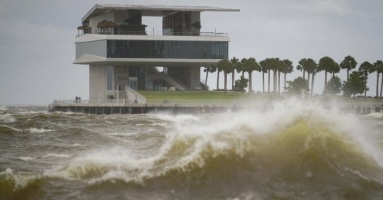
[75,4,239,102]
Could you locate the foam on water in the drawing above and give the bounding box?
[45,98,383,190]
[0,105,8,111]
[18,157,35,161]
[43,154,71,158]
[366,112,383,119]
[27,128,55,134]
[0,113,16,123]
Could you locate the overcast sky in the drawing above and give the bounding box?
[1,0,382,105]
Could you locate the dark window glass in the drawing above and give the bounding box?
[107,40,228,59]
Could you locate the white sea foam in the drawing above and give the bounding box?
[0,113,16,123]
[366,112,383,119]
[0,125,22,132]
[28,128,55,133]
[18,157,35,161]
[47,98,383,184]
[43,153,71,158]
[0,105,8,111]
[72,143,84,147]
[152,113,200,124]
[0,168,36,189]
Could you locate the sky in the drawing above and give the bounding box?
[0,0,382,105]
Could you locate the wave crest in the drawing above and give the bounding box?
[45,99,383,198]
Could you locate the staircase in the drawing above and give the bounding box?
[125,85,147,103]
[146,72,186,91]
[200,82,209,90]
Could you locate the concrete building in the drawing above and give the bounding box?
[75,4,239,102]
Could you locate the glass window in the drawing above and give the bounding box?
[107,40,228,59]
[107,66,114,90]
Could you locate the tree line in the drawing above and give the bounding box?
[203,56,383,97]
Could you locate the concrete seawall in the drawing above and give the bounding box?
[50,103,382,115]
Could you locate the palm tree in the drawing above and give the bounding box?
[332,62,340,78]
[375,60,383,97]
[259,59,269,93]
[358,61,374,98]
[211,63,222,91]
[240,58,247,77]
[340,55,358,81]
[203,64,215,85]
[242,57,261,93]
[374,60,383,97]
[297,59,307,80]
[304,58,318,96]
[277,60,283,94]
[219,59,234,93]
[280,59,294,93]
[318,56,337,94]
[271,58,280,93]
[231,57,240,89]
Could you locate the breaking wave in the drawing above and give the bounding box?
[41,99,383,199]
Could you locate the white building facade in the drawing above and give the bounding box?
[75,4,239,101]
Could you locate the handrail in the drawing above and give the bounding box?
[76,30,228,38]
[125,85,147,103]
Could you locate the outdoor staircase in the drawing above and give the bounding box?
[200,82,209,90]
[125,85,147,103]
[146,72,186,91]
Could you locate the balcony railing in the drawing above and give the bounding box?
[76,30,228,38]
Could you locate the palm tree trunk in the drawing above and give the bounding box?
[347,69,350,81]
[232,70,235,90]
[311,73,315,96]
[205,69,209,85]
[262,72,265,93]
[376,72,380,97]
[268,70,271,92]
[284,73,287,93]
[224,72,227,93]
[380,74,383,97]
[365,71,367,99]
[277,71,281,94]
[217,71,220,90]
[324,70,328,93]
[307,72,311,93]
[248,72,252,93]
[303,70,306,80]
[273,70,277,93]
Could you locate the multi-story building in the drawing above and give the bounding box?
[75,4,239,102]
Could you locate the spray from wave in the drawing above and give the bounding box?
[33,98,382,199]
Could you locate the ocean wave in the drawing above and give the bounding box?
[152,113,200,124]
[0,125,22,133]
[27,128,55,133]
[43,154,71,158]
[0,113,16,123]
[46,99,383,194]
[0,168,39,195]
[365,112,383,119]
[18,157,35,161]
[0,105,8,111]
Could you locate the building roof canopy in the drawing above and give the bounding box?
[83,4,240,23]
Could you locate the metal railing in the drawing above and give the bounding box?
[76,30,228,38]
[52,98,246,108]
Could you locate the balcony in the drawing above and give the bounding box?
[77,26,227,38]
[76,30,228,38]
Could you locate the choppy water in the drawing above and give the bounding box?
[1,99,383,200]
